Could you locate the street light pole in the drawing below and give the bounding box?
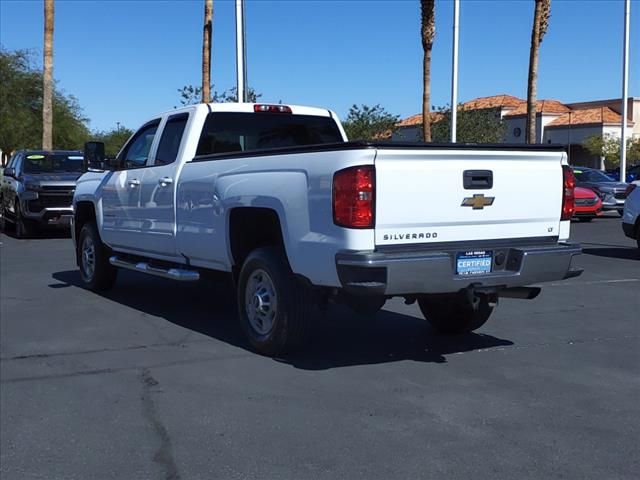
[450,0,460,143]
[235,0,247,103]
[620,0,630,181]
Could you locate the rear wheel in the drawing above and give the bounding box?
[418,292,495,334]
[237,247,317,356]
[78,222,117,291]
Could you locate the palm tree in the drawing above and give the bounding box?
[202,0,213,103]
[421,0,435,142]
[42,0,54,150]
[525,0,551,144]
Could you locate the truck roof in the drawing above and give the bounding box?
[158,102,335,119]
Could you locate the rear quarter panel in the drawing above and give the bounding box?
[176,148,377,286]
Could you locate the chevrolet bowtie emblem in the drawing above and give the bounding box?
[461,194,495,209]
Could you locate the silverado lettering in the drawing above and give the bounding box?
[383,232,438,241]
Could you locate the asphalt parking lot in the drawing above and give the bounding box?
[1,215,638,480]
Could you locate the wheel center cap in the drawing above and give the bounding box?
[253,293,264,312]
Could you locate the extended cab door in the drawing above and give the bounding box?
[101,120,160,249]
[137,113,189,256]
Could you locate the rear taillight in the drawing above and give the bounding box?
[254,104,292,113]
[624,183,637,197]
[333,165,375,228]
[561,165,575,221]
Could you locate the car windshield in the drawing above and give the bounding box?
[22,154,84,174]
[573,169,616,183]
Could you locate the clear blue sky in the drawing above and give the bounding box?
[1,0,638,133]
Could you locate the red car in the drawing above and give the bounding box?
[573,187,603,222]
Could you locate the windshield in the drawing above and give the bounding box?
[573,169,616,183]
[22,154,84,174]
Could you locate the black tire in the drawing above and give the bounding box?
[578,217,593,222]
[237,247,317,356]
[0,199,6,232]
[418,292,495,334]
[77,222,117,291]
[15,201,35,238]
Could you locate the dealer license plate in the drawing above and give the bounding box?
[456,250,493,276]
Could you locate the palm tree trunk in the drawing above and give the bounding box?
[202,0,213,103]
[42,0,54,150]
[421,0,435,142]
[526,0,551,144]
[422,48,432,142]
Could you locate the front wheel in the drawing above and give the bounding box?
[0,199,6,232]
[237,247,318,356]
[418,292,495,334]
[15,201,35,238]
[78,222,117,291]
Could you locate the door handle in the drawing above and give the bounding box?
[128,179,140,187]
[158,177,173,187]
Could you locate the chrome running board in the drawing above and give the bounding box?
[109,256,200,282]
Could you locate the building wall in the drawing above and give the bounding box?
[544,125,603,146]
[602,125,635,140]
[503,117,526,143]
[502,114,561,143]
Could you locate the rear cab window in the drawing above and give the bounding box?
[196,112,343,156]
[155,113,189,166]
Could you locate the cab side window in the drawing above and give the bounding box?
[7,154,19,170]
[9,154,22,174]
[155,114,189,166]
[121,121,160,169]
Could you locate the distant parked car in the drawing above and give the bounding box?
[0,150,84,237]
[622,183,640,249]
[605,164,640,183]
[572,167,628,217]
[573,187,602,222]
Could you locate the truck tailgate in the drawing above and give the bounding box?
[374,148,564,247]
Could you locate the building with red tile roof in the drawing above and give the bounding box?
[390,94,638,168]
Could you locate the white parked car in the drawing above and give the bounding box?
[622,183,640,249]
[72,102,582,355]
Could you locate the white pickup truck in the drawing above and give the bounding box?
[73,103,582,355]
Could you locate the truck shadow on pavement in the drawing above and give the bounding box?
[1,227,70,240]
[51,269,514,370]
[582,247,640,261]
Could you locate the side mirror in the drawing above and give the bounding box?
[83,141,106,171]
[3,167,16,178]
